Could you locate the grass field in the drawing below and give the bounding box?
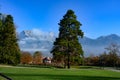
[0,66,120,80]
[0,76,5,80]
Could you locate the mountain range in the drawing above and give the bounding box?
[18,30,120,57]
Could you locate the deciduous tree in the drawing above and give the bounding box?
[33,51,42,64]
[20,51,32,64]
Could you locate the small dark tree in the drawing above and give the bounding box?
[51,10,84,69]
[105,43,119,67]
[99,52,107,68]
[0,14,20,65]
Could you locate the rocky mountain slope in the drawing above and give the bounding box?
[18,30,120,56]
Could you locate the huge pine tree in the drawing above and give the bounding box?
[51,10,84,68]
[0,14,20,65]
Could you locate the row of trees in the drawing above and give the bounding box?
[21,51,42,64]
[0,13,21,65]
[84,44,120,68]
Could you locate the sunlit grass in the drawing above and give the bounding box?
[0,66,120,80]
[0,76,6,80]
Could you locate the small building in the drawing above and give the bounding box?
[43,57,52,64]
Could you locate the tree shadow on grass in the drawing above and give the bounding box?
[5,73,120,80]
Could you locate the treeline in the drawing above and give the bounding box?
[84,53,120,67]
[20,51,43,65]
[84,44,120,68]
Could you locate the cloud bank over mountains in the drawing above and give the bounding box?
[18,29,55,56]
[18,29,120,57]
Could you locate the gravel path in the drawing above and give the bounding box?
[104,67,120,72]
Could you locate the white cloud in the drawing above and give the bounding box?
[32,28,45,36]
[19,40,26,44]
[20,48,48,52]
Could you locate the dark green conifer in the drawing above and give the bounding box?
[0,14,20,65]
[51,10,84,68]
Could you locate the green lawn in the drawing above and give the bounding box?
[0,66,120,80]
[0,76,6,80]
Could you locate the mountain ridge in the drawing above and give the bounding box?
[18,30,120,56]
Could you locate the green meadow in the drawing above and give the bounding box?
[0,66,120,80]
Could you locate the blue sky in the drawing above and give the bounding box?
[0,0,120,38]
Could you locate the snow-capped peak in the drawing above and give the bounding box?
[19,29,55,41]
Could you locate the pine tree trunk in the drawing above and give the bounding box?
[67,53,70,69]
[67,43,70,69]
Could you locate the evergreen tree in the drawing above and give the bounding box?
[51,10,84,68]
[0,14,20,65]
[0,14,3,63]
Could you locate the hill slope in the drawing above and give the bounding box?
[18,30,120,56]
